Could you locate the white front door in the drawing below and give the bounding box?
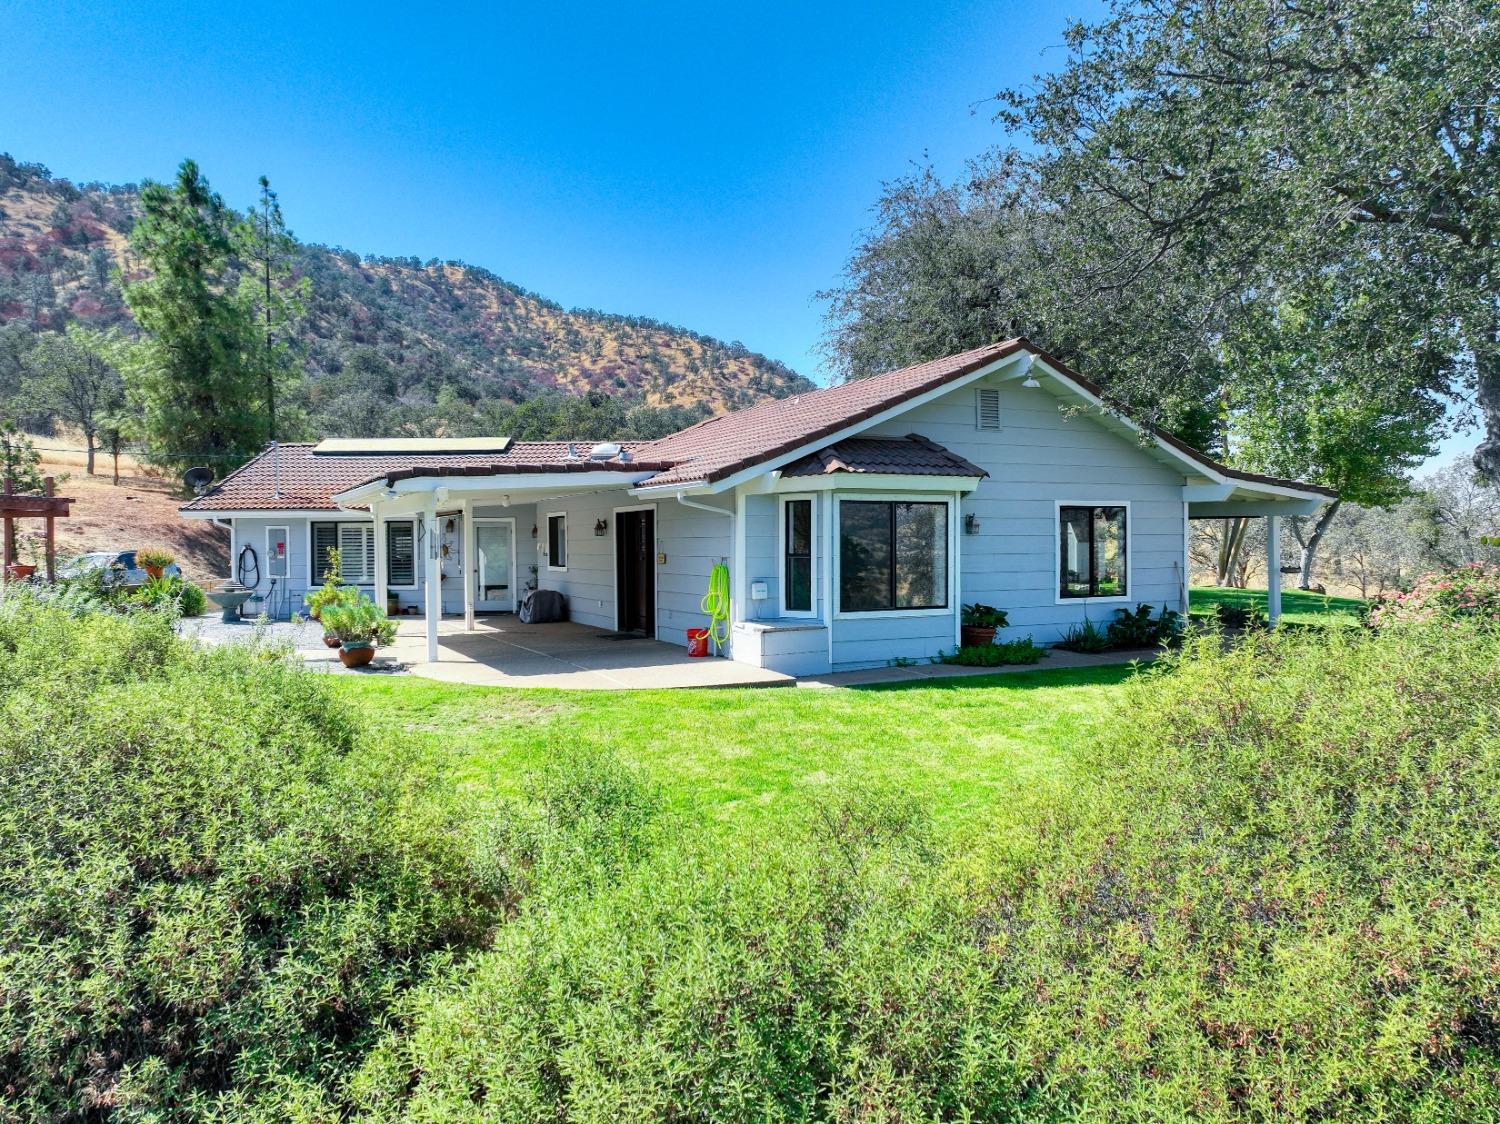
[474,519,516,612]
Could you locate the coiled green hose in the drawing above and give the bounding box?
[700,563,730,653]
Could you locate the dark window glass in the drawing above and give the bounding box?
[1058,505,1127,598]
[547,514,567,568]
[839,501,947,612]
[387,521,415,586]
[784,499,812,612]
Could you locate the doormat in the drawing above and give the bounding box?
[595,631,650,641]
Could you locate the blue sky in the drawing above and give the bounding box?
[0,0,1476,469]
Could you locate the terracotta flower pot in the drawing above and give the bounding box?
[4,563,36,581]
[323,634,341,648]
[338,643,375,668]
[143,565,165,581]
[960,624,997,648]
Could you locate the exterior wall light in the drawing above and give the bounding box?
[594,518,608,536]
[965,513,981,535]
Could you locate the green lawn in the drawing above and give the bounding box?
[1189,584,1366,627]
[335,664,1133,837]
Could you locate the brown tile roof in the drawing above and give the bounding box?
[632,340,1028,487]
[179,441,659,512]
[180,338,1336,512]
[782,434,988,479]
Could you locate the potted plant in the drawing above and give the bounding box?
[320,594,398,668]
[304,547,358,622]
[136,547,176,582]
[5,534,42,581]
[960,603,1008,647]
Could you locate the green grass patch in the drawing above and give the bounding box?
[333,664,1132,837]
[1190,584,1366,627]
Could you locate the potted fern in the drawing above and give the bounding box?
[136,547,176,582]
[320,593,398,668]
[960,603,1008,647]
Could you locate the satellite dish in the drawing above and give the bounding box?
[183,466,214,495]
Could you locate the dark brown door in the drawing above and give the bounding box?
[616,509,655,636]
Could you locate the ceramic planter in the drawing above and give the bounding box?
[960,624,997,648]
[338,642,375,668]
[323,634,341,648]
[4,563,36,581]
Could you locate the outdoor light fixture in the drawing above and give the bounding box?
[531,524,538,539]
[594,518,608,536]
[1022,372,1041,388]
[965,513,981,535]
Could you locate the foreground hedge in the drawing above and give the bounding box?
[0,598,511,1120]
[355,623,1500,1121]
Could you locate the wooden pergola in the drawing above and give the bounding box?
[1,477,75,584]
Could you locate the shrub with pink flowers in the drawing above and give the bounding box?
[1369,562,1500,627]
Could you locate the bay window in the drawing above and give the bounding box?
[1058,505,1127,598]
[838,500,948,613]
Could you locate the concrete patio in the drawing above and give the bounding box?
[301,616,795,690]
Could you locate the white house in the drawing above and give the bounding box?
[180,339,1335,675]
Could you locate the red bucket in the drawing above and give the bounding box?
[686,627,710,658]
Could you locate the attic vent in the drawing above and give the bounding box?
[975,388,1002,430]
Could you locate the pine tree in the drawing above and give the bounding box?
[237,175,307,442]
[119,159,265,468]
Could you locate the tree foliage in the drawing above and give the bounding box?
[119,160,268,467]
[19,324,124,474]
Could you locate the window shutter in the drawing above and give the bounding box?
[975,388,1001,430]
[387,522,416,586]
[311,523,339,582]
[338,524,376,584]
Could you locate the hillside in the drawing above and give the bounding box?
[0,154,813,421]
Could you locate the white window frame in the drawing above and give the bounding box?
[545,512,568,572]
[778,494,818,618]
[307,517,378,586]
[1054,499,1133,605]
[266,525,289,580]
[832,493,956,620]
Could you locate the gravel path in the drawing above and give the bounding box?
[179,614,328,649]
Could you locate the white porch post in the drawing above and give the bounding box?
[423,497,441,662]
[1266,513,1282,627]
[373,505,387,616]
[461,499,475,631]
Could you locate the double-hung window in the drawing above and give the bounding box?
[838,500,948,613]
[782,497,814,615]
[1058,505,1128,598]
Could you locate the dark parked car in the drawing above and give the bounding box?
[60,550,181,589]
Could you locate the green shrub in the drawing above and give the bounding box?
[352,787,1022,1121]
[960,602,1008,628]
[130,572,208,617]
[942,636,1045,666]
[321,593,398,647]
[1214,599,1268,629]
[1370,561,1500,627]
[996,622,1500,1118]
[1104,602,1181,647]
[0,598,509,1120]
[1054,616,1112,652]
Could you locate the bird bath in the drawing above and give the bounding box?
[206,582,255,623]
